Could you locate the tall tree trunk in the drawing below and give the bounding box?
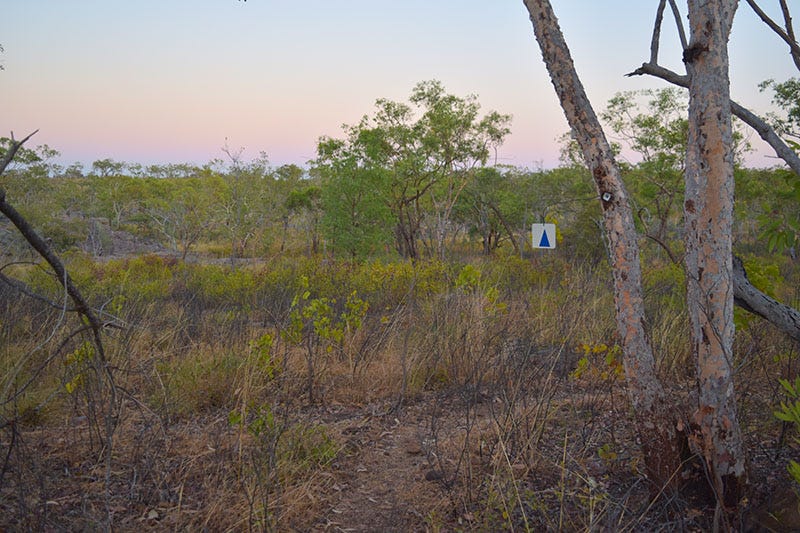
[523,0,684,490]
[684,0,746,510]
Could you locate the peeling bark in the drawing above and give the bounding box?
[684,0,747,511]
[522,0,683,490]
[625,61,800,177]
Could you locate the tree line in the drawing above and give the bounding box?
[0,82,795,268]
[2,0,800,526]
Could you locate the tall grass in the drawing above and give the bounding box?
[1,251,797,530]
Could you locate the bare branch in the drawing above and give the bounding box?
[781,0,796,42]
[643,230,682,265]
[626,62,800,175]
[668,0,689,50]
[0,131,107,366]
[0,130,118,524]
[780,0,800,69]
[1,324,94,413]
[733,256,800,342]
[746,0,800,70]
[650,0,668,64]
[0,130,39,176]
[0,270,79,311]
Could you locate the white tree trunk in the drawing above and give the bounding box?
[684,0,746,509]
[523,0,683,489]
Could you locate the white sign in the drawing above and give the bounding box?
[531,223,556,249]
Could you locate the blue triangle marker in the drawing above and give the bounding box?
[539,230,551,248]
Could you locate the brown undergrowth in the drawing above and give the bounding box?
[1,254,799,531]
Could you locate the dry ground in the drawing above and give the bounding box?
[3,381,800,532]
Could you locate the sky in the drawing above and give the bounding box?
[2,1,797,171]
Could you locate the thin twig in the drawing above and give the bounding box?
[650,0,668,65]
[668,0,689,50]
[746,0,800,70]
[0,130,39,174]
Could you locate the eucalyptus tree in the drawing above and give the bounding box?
[285,184,323,255]
[453,166,523,255]
[410,81,511,259]
[681,1,745,510]
[602,89,688,260]
[315,80,510,260]
[90,158,127,178]
[524,0,749,516]
[622,1,800,340]
[315,136,393,259]
[601,88,753,262]
[217,147,280,258]
[144,175,224,260]
[523,0,684,499]
[274,163,308,253]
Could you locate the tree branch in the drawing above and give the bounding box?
[667,0,689,50]
[0,270,79,311]
[623,64,800,342]
[0,130,39,174]
[745,0,800,70]
[733,255,800,342]
[626,62,800,176]
[0,131,107,363]
[781,0,797,56]
[650,0,668,64]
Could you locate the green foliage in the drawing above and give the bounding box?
[0,137,61,177]
[478,254,552,292]
[742,255,784,297]
[602,88,689,172]
[314,80,511,260]
[183,262,257,305]
[453,167,525,255]
[156,350,240,416]
[774,376,800,487]
[760,78,800,142]
[758,168,800,254]
[318,156,393,259]
[455,264,482,293]
[249,333,279,379]
[63,341,94,394]
[758,78,800,254]
[283,275,370,402]
[91,254,177,302]
[570,342,624,382]
[643,260,685,308]
[229,403,337,474]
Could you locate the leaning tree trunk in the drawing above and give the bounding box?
[523,0,683,490]
[733,255,800,342]
[683,0,747,511]
[624,1,800,340]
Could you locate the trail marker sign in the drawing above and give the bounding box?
[531,223,556,249]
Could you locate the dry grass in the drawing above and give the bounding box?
[1,254,798,531]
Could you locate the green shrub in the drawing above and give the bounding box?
[155,349,240,417]
[774,377,800,487]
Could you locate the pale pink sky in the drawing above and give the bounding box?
[3,1,795,170]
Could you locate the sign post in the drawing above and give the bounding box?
[531,223,556,250]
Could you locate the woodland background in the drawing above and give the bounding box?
[1,77,799,530]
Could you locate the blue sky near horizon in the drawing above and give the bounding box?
[2,1,796,171]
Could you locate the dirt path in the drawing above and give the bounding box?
[312,401,455,532]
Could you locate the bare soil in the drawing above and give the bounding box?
[3,383,799,532]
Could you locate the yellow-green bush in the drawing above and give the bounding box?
[154,349,240,417]
[181,263,257,305]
